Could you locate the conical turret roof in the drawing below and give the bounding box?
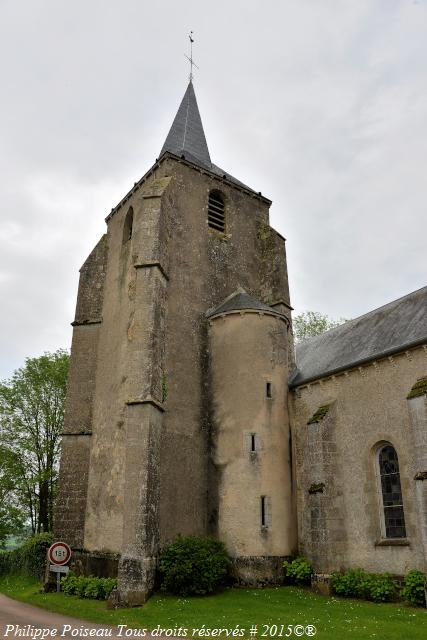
[160,81,211,167]
[206,288,282,319]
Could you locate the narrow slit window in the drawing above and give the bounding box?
[208,191,225,232]
[378,444,406,539]
[266,382,272,398]
[261,496,266,527]
[251,434,256,452]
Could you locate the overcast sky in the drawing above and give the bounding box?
[1,0,426,379]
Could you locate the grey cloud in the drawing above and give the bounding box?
[0,0,426,377]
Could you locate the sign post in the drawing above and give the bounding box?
[48,542,72,592]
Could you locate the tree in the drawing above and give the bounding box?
[0,350,69,536]
[0,447,25,547]
[293,311,349,342]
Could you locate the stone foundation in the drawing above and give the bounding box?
[117,555,157,606]
[68,549,119,577]
[44,549,119,592]
[233,556,289,586]
[311,573,332,595]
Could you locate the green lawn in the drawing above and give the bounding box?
[0,575,426,640]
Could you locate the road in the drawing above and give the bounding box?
[0,592,124,638]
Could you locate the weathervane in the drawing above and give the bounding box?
[185,31,199,82]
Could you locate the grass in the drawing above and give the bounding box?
[0,575,426,639]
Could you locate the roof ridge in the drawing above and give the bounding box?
[298,284,427,346]
[292,285,427,387]
[344,284,427,325]
[181,84,191,149]
[205,288,247,317]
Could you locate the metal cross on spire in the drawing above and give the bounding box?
[184,31,199,82]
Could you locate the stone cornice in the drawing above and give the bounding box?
[133,261,169,281]
[125,396,165,412]
[71,319,102,327]
[290,339,427,390]
[105,153,271,223]
[61,431,92,436]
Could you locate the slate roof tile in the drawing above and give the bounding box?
[207,289,281,318]
[290,285,427,387]
[160,82,259,195]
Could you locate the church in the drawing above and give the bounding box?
[54,80,427,605]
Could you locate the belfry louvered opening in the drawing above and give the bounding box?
[208,191,225,232]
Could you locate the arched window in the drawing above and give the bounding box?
[208,191,225,233]
[123,207,133,243]
[378,444,406,539]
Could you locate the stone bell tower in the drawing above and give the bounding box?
[55,79,296,604]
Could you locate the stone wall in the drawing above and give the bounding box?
[208,311,296,570]
[294,402,347,572]
[291,345,427,575]
[74,235,108,324]
[54,236,108,547]
[407,391,427,574]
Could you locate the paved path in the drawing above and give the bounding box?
[0,593,124,638]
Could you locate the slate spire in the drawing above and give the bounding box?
[160,81,211,167]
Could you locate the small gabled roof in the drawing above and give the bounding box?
[207,288,282,319]
[290,285,427,387]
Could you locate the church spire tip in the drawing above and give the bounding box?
[185,31,198,83]
[159,70,211,168]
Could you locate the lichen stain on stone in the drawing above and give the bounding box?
[307,404,331,425]
[127,313,135,341]
[407,376,427,399]
[308,482,325,494]
[127,276,136,301]
[256,218,272,243]
[141,176,172,199]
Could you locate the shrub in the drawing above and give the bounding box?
[400,570,426,607]
[61,572,117,600]
[361,572,396,602]
[74,576,87,598]
[102,577,118,599]
[61,572,77,595]
[331,568,397,602]
[159,535,231,596]
[283,556,313,586]
[20,532,54,578]
[61,573,82,596]
[0,532,54,579]
[84,576,103,599]
[330,568,367,598]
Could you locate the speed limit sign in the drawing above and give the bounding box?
[48,541,72,566]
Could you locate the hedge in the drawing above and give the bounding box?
[330,568,397,602]
[0,532,54,579]
[61,573,117,600]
